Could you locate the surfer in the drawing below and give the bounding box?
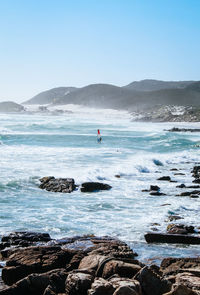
[97,129,102,143]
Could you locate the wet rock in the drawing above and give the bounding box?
[150,191,166,196]
[80,182,112,192]
[65,272,94,295]
[174,173,185,176]
[145,232,200,245]
[167,224,195,235]
[39,177,76,193]
[168,128,200,132]
[190,195,199,198]
[165,215,183,222]
[115,175,121,178]
[135,266,172,295]
[0,232,51,250]
[177,190,200,197]
[170,168,178,171]
[150,185,160,191]
[176,184,186,188]
[157,176,171,181]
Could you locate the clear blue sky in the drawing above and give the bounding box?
[0,0,199,102]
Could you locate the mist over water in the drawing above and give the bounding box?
[1,105,200,262]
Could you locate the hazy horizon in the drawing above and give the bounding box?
[0,0,200,102]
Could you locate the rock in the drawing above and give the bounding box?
[190,195,199,198]
[80,182,112,192]
[88,277,115,295]
[101,259,141,279]
[165,215,183,222]
[145,232,200,245]
[0,231,51,250]
[160,257,200,276]
[168,128,200,133]
[135,266,172,295]
[177,190,200,197]
[167,224,195,235]
[176,184,186,188]
[163,284,198,295]
[39,177,76,193]
[2,246,74,285]
[174,173,185,176]
[113,285,139,294]
[150,191,166,196]
[170,168,178,171]
[175,272,200,293]
[157,176,171,181]
[150,185,160,191]
[110,277,142,295]
[115,175,121,178]
[65,272,94,295]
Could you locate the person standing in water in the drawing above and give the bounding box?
[97,129,102,143]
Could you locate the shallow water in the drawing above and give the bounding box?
[0,105,200,262]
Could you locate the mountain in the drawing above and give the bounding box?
[0,101,25,112]
[124,79,194,91]
[24,87,77,105]
[23,80,200,111]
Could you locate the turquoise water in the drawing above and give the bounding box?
[0,106,200,262]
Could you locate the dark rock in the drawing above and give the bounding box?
[176,184,186,188]
[150,191,166,196]
[145,232,200,245]
[167,224,195,235]
[170,168,178,171]
[150,185,160,191]
[0,232,51,250]
[177,190,200,197]
[39,177,76,193]
[174,173,185,176]
[135,266,171,295]
[80,182,112,192]
[175,272,200,293]
[160,257,200,276]
[190,195,199,198]
[2,246,74,285]
[168,128,200,132]
[157,176,171,181]
[115,175,121,178]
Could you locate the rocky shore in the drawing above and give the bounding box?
[0,231,200,295]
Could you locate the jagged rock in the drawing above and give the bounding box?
[163,284,198,295]
[88,277,115,295]
[157,176,171,181]
[160,257,200,276]
[101,259,141,279]
[175,272,200,293]
[39,177,76,193]
[135,266,171,295]
[145,232,200,245]
[2,246,74,285]
[65,272,94,295]
[110,277,142,295]
[0,232,51,251]
[80,182,112,192]
[177,190,200,197]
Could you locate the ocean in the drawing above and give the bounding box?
[1,105,200,263]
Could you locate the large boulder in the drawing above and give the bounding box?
[39,177,76,193]
[135,266,172,295]
[65,272,94,295]
[80,182,112,192]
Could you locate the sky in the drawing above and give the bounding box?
[0,0,200,102]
